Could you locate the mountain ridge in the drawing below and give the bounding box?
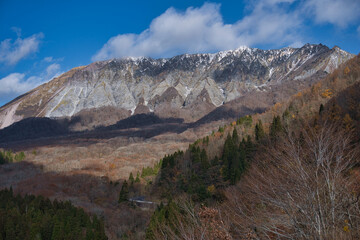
[0,43,354,129]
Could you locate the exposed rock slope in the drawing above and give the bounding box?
[0,44,353,129]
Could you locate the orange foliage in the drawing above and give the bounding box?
[320,89,333,98]
[214,132,223,138]
[109,163,116,170]
[344,66,350,75]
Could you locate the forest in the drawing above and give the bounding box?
[0,188,107,240]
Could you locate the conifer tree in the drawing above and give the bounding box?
[51,218,63,240]
[118,180,129,203]
[135,172,140,183]
[255,120,265,141]
[222,135,234,179]
[245,135,254,152]
[200,149,209,169]
[270,115,283,139]
[129,172,134,184]
[232,128,239,143]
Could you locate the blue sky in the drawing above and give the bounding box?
[0,0,359,106]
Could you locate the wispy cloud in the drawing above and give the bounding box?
[43,56,54,62]
[92,2,301,60]
[0,31,44,66]
[46,63,61,77]
[304,0,360,28]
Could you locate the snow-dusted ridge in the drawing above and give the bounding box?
[0,44,354,128]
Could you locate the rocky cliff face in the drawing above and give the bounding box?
[0,44,354,129]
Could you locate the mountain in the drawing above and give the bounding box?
[0,44,353,130]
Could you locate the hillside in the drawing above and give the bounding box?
[143,54,360,239]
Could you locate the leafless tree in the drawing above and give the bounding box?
[151,196,232,240]
[226,123,360,239]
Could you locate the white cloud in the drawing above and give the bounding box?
[46,63,61,77]
[304,0,360,28]
[92,2,302,60]
[0,63,62,103]
[0,73,39,96]
[0,32,44,65]
[43,56,53,62]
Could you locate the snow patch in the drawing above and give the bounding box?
[130,106,136,115]
[217,51,229,62]
[184,86,192,98]
[268,68,274,78]
[208,53,216,62]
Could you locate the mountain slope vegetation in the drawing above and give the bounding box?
[142,54,360,239]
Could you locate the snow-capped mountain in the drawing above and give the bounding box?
[0,44,354,129]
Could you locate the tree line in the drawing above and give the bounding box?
[0,188,107,240]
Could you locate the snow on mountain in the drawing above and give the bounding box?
[0,44,354,129]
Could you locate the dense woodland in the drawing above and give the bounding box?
[0,188,107,240]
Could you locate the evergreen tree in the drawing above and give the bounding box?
[232,128,239,143]
[128,172,134,184]
[51,218,63,240]
[222,135,234,180]
[190,146,201,163]
[255,120,265,141]
[245,135,253,151]
[270,115,283,139]
[135,172,140,183]
[200,149,209,169]
[118,181,129,203]
[0,189,107,239]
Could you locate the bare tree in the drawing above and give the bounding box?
[150,196,232,240]
[226,123,360,239]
